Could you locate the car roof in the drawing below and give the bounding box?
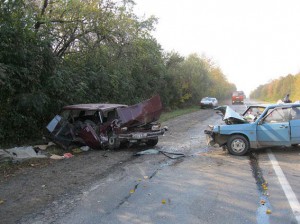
[63,103,127,111]
[202,97,216,99]
[266,103,300,109]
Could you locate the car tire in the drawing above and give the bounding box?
[227,135,249,156]
[146,137,159,147]
[108,134,120,150]
[292,144,299,147]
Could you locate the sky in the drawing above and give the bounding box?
[133,0,300,96]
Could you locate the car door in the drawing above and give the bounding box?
[257,107,291,147]
[290,106,300,144]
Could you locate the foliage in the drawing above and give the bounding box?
[0,0,235,146]
[250,73,300,102]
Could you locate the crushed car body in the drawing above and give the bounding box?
[46,95,168,150]
[204,103,300,155]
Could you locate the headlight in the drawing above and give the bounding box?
[121,127,128,131]
[151,124,161,131]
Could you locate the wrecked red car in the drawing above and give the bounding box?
[46,95,168,150]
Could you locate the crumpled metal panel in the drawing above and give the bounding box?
[117,95,163,127]
[223,106,245,121]
[215,105,247,124]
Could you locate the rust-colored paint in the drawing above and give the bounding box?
[78,123,102,149]
[117,95,162,127]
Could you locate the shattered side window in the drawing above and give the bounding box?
[264,108,291,123]
[291,106,300,120]
[243,106,265,122]
[61,110,71,120]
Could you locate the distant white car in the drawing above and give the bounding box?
[200,97,218,109]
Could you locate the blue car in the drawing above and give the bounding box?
[204,103,300,155]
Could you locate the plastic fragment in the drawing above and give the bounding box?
[260,200,265,205]
[72,148,82,154]
[80,146,90,151]
[144,176,149,179]
[50,154,64,160]
[63,153,73,159]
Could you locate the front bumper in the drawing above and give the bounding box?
[118,128,167,141]
[204,129,217,146]
[200,103,213,108]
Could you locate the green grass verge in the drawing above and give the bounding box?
[159,106,199,122]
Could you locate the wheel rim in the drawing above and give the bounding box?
[231,139,246,153]
[109,137,115,145]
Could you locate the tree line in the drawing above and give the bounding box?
[0,0,235,146]
[250,73,300,102]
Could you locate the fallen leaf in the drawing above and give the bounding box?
[0,200,4,205]
[130,189,135,194]
[161,199,166,204]
[266,209,272,214]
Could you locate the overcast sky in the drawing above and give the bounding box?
[133,0,300,96]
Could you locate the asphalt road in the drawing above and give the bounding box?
[22,99,300,224]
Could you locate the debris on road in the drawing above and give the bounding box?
[134,149,160,155]
[134,149,185,159]
[1,146,47,162]
[63,153,73,159]
[50,154,65,160]
[33,142,56,151]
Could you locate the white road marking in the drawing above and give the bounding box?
[268,150,300,223]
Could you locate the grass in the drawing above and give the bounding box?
[159,105,199,122]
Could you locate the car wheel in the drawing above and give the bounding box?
[227,135,249,156]
[108,134,120,150]
[292,144,299,147]
[146,137,159,147]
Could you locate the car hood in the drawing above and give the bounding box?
[117,95,162,127]
[214,106,247,124]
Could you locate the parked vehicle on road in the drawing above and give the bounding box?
[204,103,300,155]
[232,91,245,104]
[200,97,218,109]
[46,95,168,150]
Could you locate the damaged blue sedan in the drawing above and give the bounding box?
[204,103,300,155]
